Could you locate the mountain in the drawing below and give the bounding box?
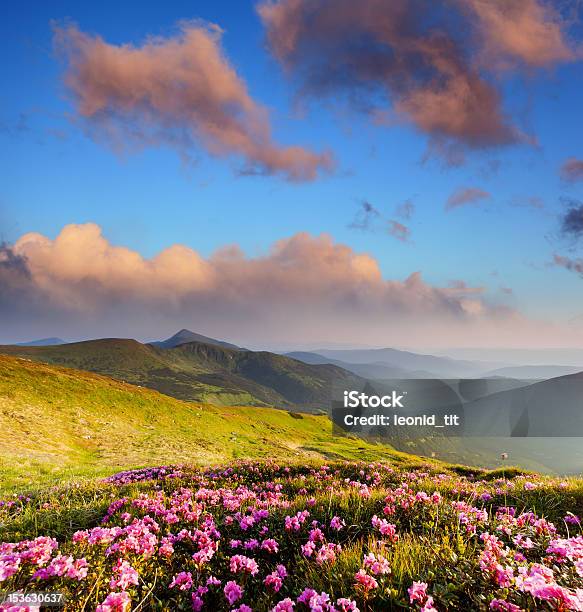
[482,365,583,379]
[0,338,361,410]
[0,354,403,489]
[284,351,432,379]
[16,337,66,346]
[151,328,240,350]
[438,347,583,367]
[311,347,500,378]
[459,370,583,438]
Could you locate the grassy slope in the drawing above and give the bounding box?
[0,355,408,492]
[0,339,359,409]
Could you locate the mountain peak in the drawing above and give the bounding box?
[151,329,240,351]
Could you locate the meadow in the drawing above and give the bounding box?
[2,356,583,610]
[1,460,582,611]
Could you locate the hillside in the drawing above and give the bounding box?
[0,355,400,490]
[0,339,361,410]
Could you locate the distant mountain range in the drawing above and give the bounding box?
[287,348,499,379]
[0,335,360,410]
[16,337,66,347]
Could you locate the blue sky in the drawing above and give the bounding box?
[2,1,583,346]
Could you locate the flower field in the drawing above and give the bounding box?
[1,461,582,611]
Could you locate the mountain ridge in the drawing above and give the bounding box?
[0,338,360,410]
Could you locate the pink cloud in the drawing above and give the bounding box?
[446,187,491,210]
[561,158,583,183]
[0,222,537,347]
[257,0,575,159]
[461,0,575,69]
[387,220,411,242]
[53,22,333,181]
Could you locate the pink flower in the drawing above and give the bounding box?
[315,543,341,565]
[336,597,359,611]
[264,571,283,592]
[330,516,345,531]
[261,538,279,554]
[272,598,295,612]
[224,580,244,605]
[490,599,523,611]
[354,569,378,592]
[421,596,438,612]
[297,588,317,605]
[371,515,398,542]
[96,591,131,612]
[169,571,193,591]
[408,581,428,605]
[285,511,310,532]
[109,559,138,591]
[494,564,514,588]
[230,554,259,576]
[363,552,390,576]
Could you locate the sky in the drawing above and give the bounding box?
[2,0,583,349]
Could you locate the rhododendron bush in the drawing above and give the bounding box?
[1,461,582,610]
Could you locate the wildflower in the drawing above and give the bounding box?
[110,559,139,590]
[96,591,131,612]
[297,588,317,605]
[169,571,193,591]
[230,554,259,576]
[272,598,295,611]
[261,538,279,554]
[330,516,345,531]
[408,581,428,604]
[371,515,398,542]
[489,599,523,611]
[565,513,581,525]
[354,569,378,591]
[224,580,244,605]
[363,552,391,576]
[336,597,359,611]
[315,543,341,565]
[264,571,283,592]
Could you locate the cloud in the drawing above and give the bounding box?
[256,0,573,159]
[446,187,491,210]
[53,22,333,181]
[395,199,415,220]
[560,200,583,238]
[348,200,381,231]
[0,222,550,348]
[461,0,576,69]
[387,220,411,242]
[553,253,583,277]
[511,195,545,209]
[561,158,583,183]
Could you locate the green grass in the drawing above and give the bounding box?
[0,355,411,493]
